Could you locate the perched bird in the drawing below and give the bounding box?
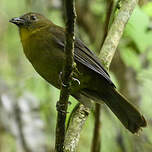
[9,12,146,133]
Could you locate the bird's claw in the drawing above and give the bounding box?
[59,72,80,86]
[72,77,80,85]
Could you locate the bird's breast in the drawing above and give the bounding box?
[21,34,65,88]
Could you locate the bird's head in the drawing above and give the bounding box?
[9,12,51,30]
[9,12,52,41]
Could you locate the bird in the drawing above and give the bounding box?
[9,12,146,133]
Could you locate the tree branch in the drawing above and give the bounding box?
[64,103,90,152]
[91,104,101,152]
[98,0,114,53]
[55,0,76,151]
[99,0,139,69]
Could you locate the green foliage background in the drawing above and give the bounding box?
[0,0,152,151]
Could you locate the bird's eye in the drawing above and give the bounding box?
[30,15,37,21]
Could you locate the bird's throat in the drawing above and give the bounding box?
[19,28,32,41]
[19,27,42,41]
[19,25,49,41]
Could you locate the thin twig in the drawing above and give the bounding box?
[98,0,114,53]
[55,0,76,151]
[91,104,101,152]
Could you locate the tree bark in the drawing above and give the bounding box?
[55,0,76,151]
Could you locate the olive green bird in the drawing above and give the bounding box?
[9,12,146,133]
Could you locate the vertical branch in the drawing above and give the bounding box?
[55,0,76,151]
[91,104,101,152]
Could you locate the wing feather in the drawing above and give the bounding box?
[49,27,115,87]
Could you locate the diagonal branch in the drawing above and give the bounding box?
[64,103,90,152]
[99,0,139,69]
[55,0,76,151]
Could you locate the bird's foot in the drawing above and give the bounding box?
[72,77,80,85]
[59,72,80,87]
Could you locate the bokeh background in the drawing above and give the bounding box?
[0,0,152,151]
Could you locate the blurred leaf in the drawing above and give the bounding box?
[125,7,152,52]
[90,2,105,16]
[142,2,152,17]
[120,47,141,71]
[147,48,152,63]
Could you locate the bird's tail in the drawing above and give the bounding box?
[102,89,147,133]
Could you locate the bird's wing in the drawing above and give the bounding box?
[50,27,115,87]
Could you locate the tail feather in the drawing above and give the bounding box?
[102,89,147,133]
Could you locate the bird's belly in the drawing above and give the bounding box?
[33,58,62,89]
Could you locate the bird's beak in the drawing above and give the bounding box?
[9,17,25,26]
